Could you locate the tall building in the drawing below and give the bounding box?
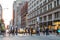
[0,5,5,31]
[13,0,25,28]
[0,4,2,26]
[0,4,2,20]
[13,1,17,27]
[21,2,28,28]
[27,0,60,30]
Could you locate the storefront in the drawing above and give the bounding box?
[53,21,60,30]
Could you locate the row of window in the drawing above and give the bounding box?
[28,0,60,19]
[29,0,59,13]
[28,0,51,11]
[29,0,43,7]
[28,12,60,25]
[40,12,60,22]
[28,18,37,25]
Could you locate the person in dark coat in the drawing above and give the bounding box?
[56,27,59,35]
[16,27,18,35]
[45,27,49,35]
[30,28,33,36]
[28,28,30,35]
[36,27,40,35]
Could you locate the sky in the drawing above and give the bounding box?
[0,0,29,27]
[0,0,15,26]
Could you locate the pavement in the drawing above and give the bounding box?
[0,34,60,40]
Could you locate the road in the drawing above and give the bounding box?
[0,34,60,40]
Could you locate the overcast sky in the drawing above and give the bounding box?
[0,0,29,27]
[0,0,15,26]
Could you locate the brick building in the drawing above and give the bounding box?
[21,2,28,28]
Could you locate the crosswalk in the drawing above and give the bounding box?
[0,34,60,40]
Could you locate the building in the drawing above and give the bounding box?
[27,0,60,30]
[0,4,2,26]
[0,4,2,20]
[13,1,17,27]
[21,2,28,28]
[13,0,25,28]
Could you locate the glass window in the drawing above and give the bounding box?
[40,0,42,2]
[48,14,52,20]
[48,3,52,10]
[57,0,59,6]
[43,6,47,12]
[43,0,47,5]
[54,12,59,18]
[44,16,47,21]
[48,0,52,2]
[40,3,42,7]
[40,17,42,21]
[37,10,39,15]
[40,8,42,14]
[37,1,39,4]
[54,1,57,7]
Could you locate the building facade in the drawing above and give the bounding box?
[13,1,17,27]
[27,0,60,30]
[21,2,28,28]
[0,4,2,26]
[13,0,25,28]
[0,4,2,20]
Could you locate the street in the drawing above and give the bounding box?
[0,34,60,40]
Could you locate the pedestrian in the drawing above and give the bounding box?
[16,27,18,35]
[56,27,59,35]
[30,27,33,36]
[25,28,27,35]
[43,27,45,35]
[36,27,40,35]
[11,27,15,35]
[28,28,30,35]
[9,29,11,36]
[45,27,49,35]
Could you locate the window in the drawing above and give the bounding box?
[54,12,60,18]
[34,3,35,6]
[37,10,40,14]
[48,3,52,10]
[54,1,57,7]
[43,6,47,12]
[40,3,42,7]
[57,0,59,6]
[55,12,60,18]
[40,17,42,21]
[40,0,42,2]
[37,1,39,4]
[40,8,42,14]
[43,0,47,5]
[37,6,39,10]
[36,11,37,15]
[34,0,36,1]
[44,16,47,21]
[48,0,52,2]
[48,14,52,20]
